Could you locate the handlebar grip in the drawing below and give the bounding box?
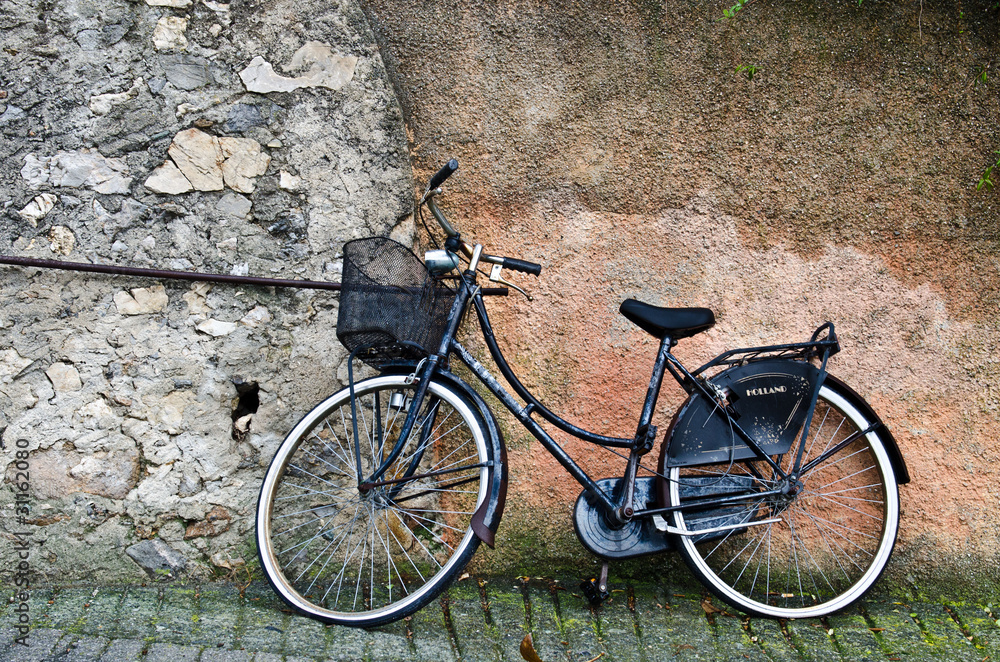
[428,158,459,190]
[503,257,542,276]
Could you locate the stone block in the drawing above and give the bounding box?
[125,539,188,578]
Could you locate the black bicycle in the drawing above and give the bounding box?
[255,159,909,627]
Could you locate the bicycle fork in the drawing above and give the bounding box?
[356,265,477,491]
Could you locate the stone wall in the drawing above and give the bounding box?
[0,0,412,581]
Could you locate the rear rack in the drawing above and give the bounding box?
[691,322,839,378]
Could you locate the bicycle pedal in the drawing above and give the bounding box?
[580,577,609,606]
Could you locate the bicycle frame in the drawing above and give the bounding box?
[361,260,842,529]
[255,160,908,626]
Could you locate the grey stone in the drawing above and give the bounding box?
[825,611,890,661]
[481,584,529,662]
[217,192,252,218]
[521,584,565,662]
[74,589,123,636]
[161,54,214,91]
[3,627,65,662]
[280,617,328,659]
[750,618,801,662]
[713,615,770,661]
[54,634,111,661]
[367,625,413,662]
[786,617,838,660]
[0,106,25,124]
[75,29,103,51]
[440,583,496,662]
[226,104,266,133]
[144,642,201,661]
[38,588,92,631]
[910,602,980,659]
[101,22,130,46]
[201,649,255,662]
[187,588,240,649]
[97,638,146,662]
[125,539,188,577]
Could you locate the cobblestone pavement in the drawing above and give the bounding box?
[1,577,996,661]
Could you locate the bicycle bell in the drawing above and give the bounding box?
[424,249,460,275]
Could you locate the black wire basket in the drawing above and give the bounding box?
[337,237,454,367]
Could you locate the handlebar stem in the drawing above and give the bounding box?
[468,244,484,272]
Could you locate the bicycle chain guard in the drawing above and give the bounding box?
[573,477,673,559]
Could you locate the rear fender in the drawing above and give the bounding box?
[823,374,910,484]
[658,361,910,486]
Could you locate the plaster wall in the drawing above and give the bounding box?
[361,0,1000,591]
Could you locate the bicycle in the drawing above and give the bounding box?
[255,159,910,627]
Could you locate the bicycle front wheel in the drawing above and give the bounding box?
[667,384,900,619]
[256,374,490,627]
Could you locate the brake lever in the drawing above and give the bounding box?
[489,264,532,301]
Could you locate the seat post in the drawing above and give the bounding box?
[633,334,674,451]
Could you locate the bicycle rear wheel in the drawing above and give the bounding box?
[666,384,899,618]
[256,374,490,627]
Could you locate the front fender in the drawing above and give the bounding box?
[380,364,508,547]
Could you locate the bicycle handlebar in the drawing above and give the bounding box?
[428,158,459,191]
[424,158,542,277]
[500,257,542,276]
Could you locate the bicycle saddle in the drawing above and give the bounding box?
[619,299,715,340]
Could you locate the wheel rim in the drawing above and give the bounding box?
[257,376,489,624]
[669,386,899,618]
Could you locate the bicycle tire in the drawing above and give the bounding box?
[665,383,899,619]
[256,374,491,627]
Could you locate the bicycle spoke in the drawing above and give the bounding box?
[258,376,490,625]
[668,385,899,618]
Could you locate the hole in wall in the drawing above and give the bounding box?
[231,377,259,441]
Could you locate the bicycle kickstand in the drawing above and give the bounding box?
[581,561,610,606]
